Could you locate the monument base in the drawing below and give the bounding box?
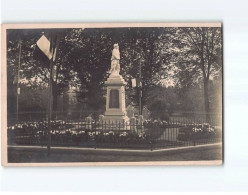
[102,72,130,129]
[103,115,129,124]
[102,115,130,129]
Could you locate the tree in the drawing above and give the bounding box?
[117,28,172,113]
[171,27,222,116]
[63,28,114,112]
[7,29,44,115]
[7,27,222,119]
[147,85,179,120]
[63,28,171,114]
[7,29,74,116]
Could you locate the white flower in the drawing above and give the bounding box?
[120,132,127,137]
[207,127,215,132]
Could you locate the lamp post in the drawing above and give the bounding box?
[138,60,142,115]
[131,59,142,115]
[16,40,22,123]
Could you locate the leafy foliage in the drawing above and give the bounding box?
[169,27,222,114]
[7,27,222,116]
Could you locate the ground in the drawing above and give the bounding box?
[7,143,222,163]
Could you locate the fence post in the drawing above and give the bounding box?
[150,137,153,151]
[138,115,144,131]
[130,117,136,131]
[85,116,92,130]
[193,134,196,146]
[99,115,104,127]
[150,128,153,151]
[94,121,97,149]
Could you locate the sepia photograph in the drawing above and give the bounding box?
[1,23,223,166]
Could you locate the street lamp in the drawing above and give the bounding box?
[16,40,22,123]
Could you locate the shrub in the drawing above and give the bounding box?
[177,123,220,141]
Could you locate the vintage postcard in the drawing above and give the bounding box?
[1,23,223,166]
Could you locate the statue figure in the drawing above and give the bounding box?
[109,44,120,75]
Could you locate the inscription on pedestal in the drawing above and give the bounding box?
[109,89,119,108]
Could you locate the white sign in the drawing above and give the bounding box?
[37,35,52,60]
[131,78,136,88]
[17,88,20,95]
[52,65,57,81]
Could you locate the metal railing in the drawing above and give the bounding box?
[7,114,222,150]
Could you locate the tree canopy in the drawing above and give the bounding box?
[7,27,222,118]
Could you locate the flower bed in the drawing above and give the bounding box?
[7,121,153,146]
[177,123,221,141]
[8,120,74,132]
[7,120,222,148]
[143,119,169,128]
[7,121,74,145]
[50,129,152,145]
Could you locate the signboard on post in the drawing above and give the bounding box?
[132,78,142,88]
[131,78,136,88]
[17,88,20,95]
[52,65,57,81]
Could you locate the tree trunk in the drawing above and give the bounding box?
[52,81,58,120]
[203,78,210,121]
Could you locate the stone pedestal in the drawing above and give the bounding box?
[103,74,129,126]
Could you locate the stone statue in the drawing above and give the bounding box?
[109,44,120,75]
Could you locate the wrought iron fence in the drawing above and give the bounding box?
[7,111,104,125]
[7,114,222,150]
